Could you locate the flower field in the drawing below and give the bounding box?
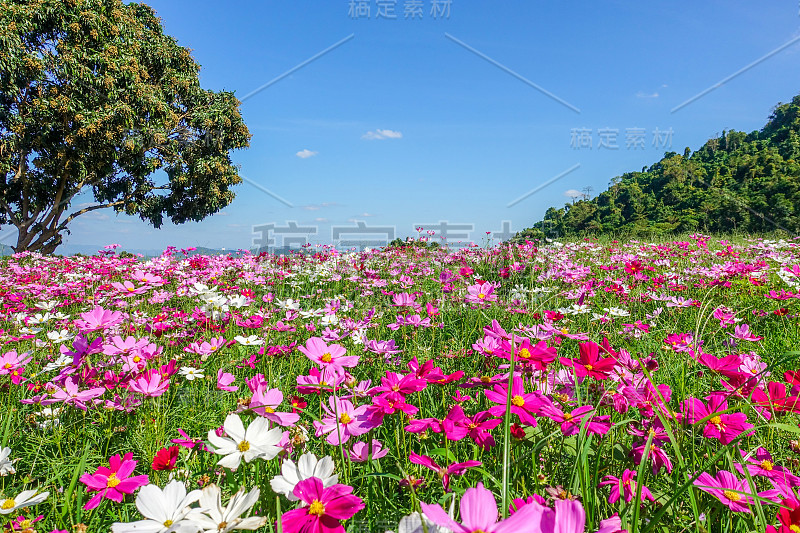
[1,235,800,533]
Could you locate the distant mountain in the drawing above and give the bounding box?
[517,93,800,239]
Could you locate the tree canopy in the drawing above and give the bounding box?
[517,94,800,240]
[0,0,251,253]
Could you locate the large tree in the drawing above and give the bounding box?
[0,0,251,253]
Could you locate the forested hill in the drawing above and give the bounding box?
[518,94,800,239]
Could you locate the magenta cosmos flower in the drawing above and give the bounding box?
[693,470,759,512]
[559,341,618,380]
[298,337,360,371]
[409,452,481,492]
[79,453,149,510]
[682,393,754,445]
[281,477,364,533]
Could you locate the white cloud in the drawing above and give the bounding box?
[314,217,329,223]
[635,91,659,99]
[355,212,375,217]
[362,129,403,140]
[296,149,318,159]
[564,189,583,198]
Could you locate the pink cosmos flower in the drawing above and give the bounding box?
[296,366,346,395]
[39,376,105,411]
[247,384,299,426]
[128,371,170,398]
[465,282,499,304]
[496,338,557,371]
[369,372,427,397]
[0,351,32,375]
[682,393,754,445]
[313,397,374,445]
[730,324,763,342]
[74,306,125,332]
[281,477,364,533]
[421,483,579,533]
[735,447,800,493]
[184,336,228,358]
[599,469,655,504]
[171,429,209,452]
[298,337,360,371]
[409,452,481,492]
[442,405,501,450]
[630,441,673,475]
[484,377,547,426]
[538,404,611,436]
[349,440,388,462]
[216,369,238,392]
[693,470,759,512]
[79,453,149,510]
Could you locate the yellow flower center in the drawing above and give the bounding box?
[760,460,774,471]
[478,293,486,299]
[563,413,573,422]
[709,415,722,426]
[321,353,332,363]
[480,376,492,383]
[308,500,326,516]
[339,413,352,424]
[107,473,121,488]
[263,407,275,413]
[238,440,251,452]
[511,395,525,407]
[518,348,531,359]
[163,520,173,527]
[723,490,741,502]
[3,363,12,369]
[217,521,228,531]
[560,328,569,335]
[790,525,800,533]
[1,499,15,510]
[554,393,569,403]
[133,356,141,363]
[585,364,593,371]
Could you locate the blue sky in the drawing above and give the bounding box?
[50,1,800,252]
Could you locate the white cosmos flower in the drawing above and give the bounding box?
[0,490,49,515]
[275,298,300,310]
[319,314,338,326]
[179,367,205,381]
[46,329,74,343]
[111,481,203,533]
[0,447,16,476]
[26,313,52,325]
[207,414,282,471]
[35,301,58,311]
[350,329,366,345]
[18,327,41,335]
[191,484,266,533]
[269,453,338,502]
[233,335,263,346]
